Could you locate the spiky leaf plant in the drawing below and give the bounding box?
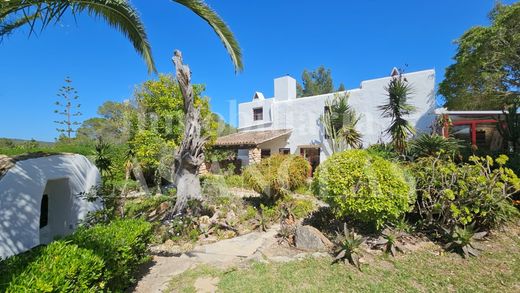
[322,93,362,153]
[409,134,464,158]
[379,74,416,154]
[277,223,295,245]
[444,223,487,258]
[333,223,365,270]
[375,228,405,257]
[0,0,243,73]
[254,210,269,232]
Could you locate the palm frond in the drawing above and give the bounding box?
[0,13,37,37]
[173,0,243,73]
[1,0,156,73]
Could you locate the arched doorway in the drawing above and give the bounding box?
[39,178,72,244]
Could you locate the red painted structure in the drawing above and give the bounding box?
[442,114,498,146]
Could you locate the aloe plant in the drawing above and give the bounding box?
[333,223,364,269]
[444,223,487,258]
[375,228,405,257]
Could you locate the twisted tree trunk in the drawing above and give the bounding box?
[171,50,207,215]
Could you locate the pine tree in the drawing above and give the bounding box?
[54,77,82,139]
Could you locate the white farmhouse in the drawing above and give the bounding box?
[0,153,101,259]
[216,69,436,170]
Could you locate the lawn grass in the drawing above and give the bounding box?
[167,225,520,292]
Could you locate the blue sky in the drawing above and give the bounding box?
[0,0,515,142]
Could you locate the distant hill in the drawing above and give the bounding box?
[0,137,54,146]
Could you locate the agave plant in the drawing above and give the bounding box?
[279,201,296,226]
[379,74,416,154]
[444,223,487,258]
[277,223,295,245]
[254,210,269,232]
[374,228,405,257]
[333,223,365,270]
[0,0,243,73]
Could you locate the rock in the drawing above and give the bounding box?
[268,256,294,263]
[199,215,211,234]
[194,277,219,293]
[226,210,237,224]
[158,201,170,213]
[164,239,175,247]
[294,225,333,252]
[246,251,269,264]
[221,230,236,239]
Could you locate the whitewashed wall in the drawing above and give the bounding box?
[238,70,436,162]
[0,154,101,259]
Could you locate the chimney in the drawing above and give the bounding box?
[274,76,296,101]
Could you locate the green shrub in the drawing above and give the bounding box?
[411,155,520,231]
[124,195,171,219]
[0,219,152,292]
[70,219,153,291]
[366,143,399,160]
[201,174,231,198]
[243,154,311,201]
[224,174,246,188]
[312,150,415,229]
[0,241,106,292]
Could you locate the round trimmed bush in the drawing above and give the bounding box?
[243,154,311,201]
[312,149,415,229]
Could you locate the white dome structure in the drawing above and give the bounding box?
[0,153,102,259]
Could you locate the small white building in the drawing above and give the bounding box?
[0,153,101,259]
[216,69,436,169]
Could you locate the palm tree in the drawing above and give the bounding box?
[0,0,243,73]
[322,93,362,153]
[378,74,416,154]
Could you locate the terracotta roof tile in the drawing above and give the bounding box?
[215,129,292,147]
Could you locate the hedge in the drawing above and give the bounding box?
[0,219,152,292]
[312,150,415,229]
[243,154,311,201]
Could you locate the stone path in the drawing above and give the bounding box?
[132,225,280,293]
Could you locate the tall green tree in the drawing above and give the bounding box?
[438,2,520,110]
[54,77,82,139]
[296,66,345,97]
[321,93,362,153]
[379,74,415,154]
[0,0,243,73]
[77,101,133,144]
[497,102,520,153]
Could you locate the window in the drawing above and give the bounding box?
[324,106,331,139]
[261,149,271,158]
[253,107,263,121]
[279,148,290,155]
[40,194,49,228]
[476,130,486,146]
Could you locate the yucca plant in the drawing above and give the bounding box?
[333,223,365,270]
[379,74,416,154]
[444,223,487,258]
[0,0,243,73]
[322,93,362,153]
[94,137,112,178]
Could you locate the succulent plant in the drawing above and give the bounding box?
[333,223,365,270]
[375,228,405,257]
[444,223,487,258]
